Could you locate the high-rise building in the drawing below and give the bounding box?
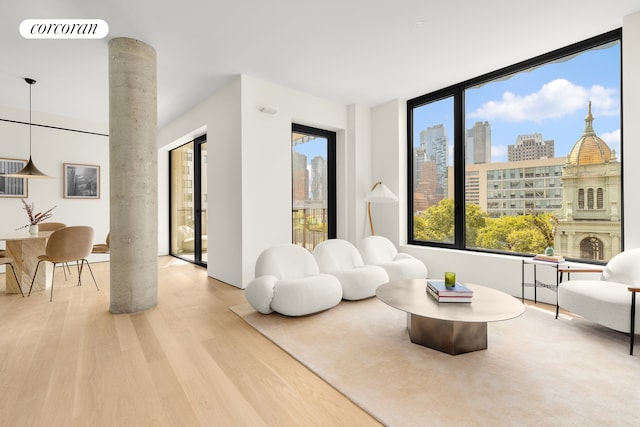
[508,133,554,161]
[309,155,326,201]
[418,124,448,199]
[466,121,491,164]
[291,150,308,205]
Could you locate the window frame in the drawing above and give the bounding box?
[291,123,337,247]
[407,28,623,259]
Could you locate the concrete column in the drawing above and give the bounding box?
[108,37,158,313]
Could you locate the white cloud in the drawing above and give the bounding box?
[491,144,508,160]
[600,129,621,154]
[468,79,618,123]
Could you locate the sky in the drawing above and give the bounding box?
[294,40,621,165]
[413,40,621,163]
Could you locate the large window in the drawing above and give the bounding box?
[291,124,336,250]
[408,30,622,263]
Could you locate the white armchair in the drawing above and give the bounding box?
[313,239,389,300]
[178,225,207,253]
[245,244,343,316]
[558,248,640,354]
[358,236,428,281]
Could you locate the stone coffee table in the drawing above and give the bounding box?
[376,279,525,355]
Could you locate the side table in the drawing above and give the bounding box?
[521,258,567,312]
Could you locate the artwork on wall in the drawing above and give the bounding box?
[64,163,100,199]
[0,158,28,198]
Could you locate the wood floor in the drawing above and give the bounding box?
[0,257,380,426]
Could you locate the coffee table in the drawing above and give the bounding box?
[376,279,525,355]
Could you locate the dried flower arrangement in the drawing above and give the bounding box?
[16,198,57,230]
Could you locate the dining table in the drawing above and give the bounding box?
[1,230,54,295]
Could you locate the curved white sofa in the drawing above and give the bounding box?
[558,249,640,338]
[245,244,343,316]
[358,236,428,281]
[313,239,389,300]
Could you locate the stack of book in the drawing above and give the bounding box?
[426,280,473,303]
[533,254,565,263]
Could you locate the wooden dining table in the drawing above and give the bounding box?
[1,230,54,295]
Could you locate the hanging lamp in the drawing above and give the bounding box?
[8,78,52,178]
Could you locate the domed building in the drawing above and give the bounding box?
[555,102,621,261]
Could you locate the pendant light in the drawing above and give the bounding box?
[8,78,52,178]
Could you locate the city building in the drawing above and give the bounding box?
[555,103,622,260]
[508,133,554,161]
[419,124,449,198]
[466,121,492,164]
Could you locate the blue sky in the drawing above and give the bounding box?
[413,41,621,163]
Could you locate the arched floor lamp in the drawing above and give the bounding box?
[365,181,398,235]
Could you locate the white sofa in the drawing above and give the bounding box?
[358,236,428,281]
[313,239,389,300]
[558,248,640,353]
[244,243,343,316]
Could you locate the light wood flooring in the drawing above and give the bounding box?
[0,257,380,426]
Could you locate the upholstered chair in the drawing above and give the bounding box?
[358,235,428,281]
[558,248,640,354]
[313,239,389,300]
[245,243,343,316]
[29,226,99,301]
[92,232,110,254]
[38,222,67,231]
[1,255,23,297]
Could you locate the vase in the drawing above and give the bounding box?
[29,224,39,235]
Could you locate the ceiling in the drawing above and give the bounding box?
[2,1,640,131]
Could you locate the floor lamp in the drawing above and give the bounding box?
[365,181,398,235]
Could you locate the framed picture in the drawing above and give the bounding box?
[64,163,100,199]
[0,158,28,198]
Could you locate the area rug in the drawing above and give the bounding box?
[231,297,640,427]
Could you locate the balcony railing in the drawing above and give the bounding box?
[292,207,328,251]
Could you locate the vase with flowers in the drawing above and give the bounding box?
[16,198,56,235]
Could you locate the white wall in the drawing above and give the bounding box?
[157,75,372,288]
[0,108,110,262]
[623,11,640,248]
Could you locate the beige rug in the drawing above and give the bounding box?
[231,297,640,427]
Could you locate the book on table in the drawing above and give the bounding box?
[532,254,566,263]
[426,280,473,302]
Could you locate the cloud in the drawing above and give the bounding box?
[491,144,508,160]
[600,129,621,154]
[468,79,618,123]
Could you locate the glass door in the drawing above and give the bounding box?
[170,135,207,266]
[291,124,336,250]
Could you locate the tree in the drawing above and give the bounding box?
[414,199,488,246]
[415,199,556,254]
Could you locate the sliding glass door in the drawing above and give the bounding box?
[170,135,207,266]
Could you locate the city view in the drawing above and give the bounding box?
[412,40,621,262]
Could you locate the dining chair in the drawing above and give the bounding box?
[38,222,72,279]
[91,231,110,254]
[1,255,24,297]
[37,222,67,231]
[28,226,99,301]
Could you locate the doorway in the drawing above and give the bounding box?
[169,135,207,266]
